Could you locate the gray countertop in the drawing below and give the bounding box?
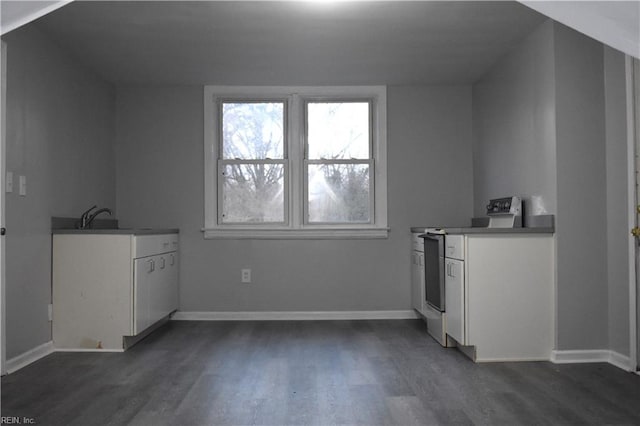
[411,214,554,235]
[52,228,179,236]
[51,217,178,235]
[410,226,554,234]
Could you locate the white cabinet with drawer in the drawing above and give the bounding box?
[444,235,465,344]
[443,233,554,362]
[445,235,464,260]
[52,231,179,350]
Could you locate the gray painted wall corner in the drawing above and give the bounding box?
[2,25,117,358]
[472,19,557,218]
[553,22,608,350]
[604,46,632,357]
[472,19,628,354]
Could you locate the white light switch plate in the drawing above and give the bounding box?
[19,175,26,196]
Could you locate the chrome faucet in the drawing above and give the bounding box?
[77,205,112,229]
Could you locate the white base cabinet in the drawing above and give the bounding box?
[53,232,179,350]
[444,234,554,362]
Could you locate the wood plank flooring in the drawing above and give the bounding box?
[2,320,640,425]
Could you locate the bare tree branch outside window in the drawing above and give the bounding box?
[220,102,285,223]
[307,102,371,223]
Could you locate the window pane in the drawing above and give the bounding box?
[221,163,285,223]
[222,102,284,159]
[307,163,370,223]
[307,102,370,160]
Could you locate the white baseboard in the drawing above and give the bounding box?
[172,310,420,321]
[54,348,125,353]
[608,350,633,371]
[551,349,633,371]
[4,342,128,375]
[5,341,54,374]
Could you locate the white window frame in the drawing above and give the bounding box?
[203,86,388,239]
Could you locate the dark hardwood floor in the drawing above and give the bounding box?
[2,320,640,425]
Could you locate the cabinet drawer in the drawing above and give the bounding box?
[411,232,423,251]
[445,235,464,260]
[135,234,179,258]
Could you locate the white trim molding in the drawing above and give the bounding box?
[203,85,388,240]
[1,40,6,376]
[202,227,389,240]
[172,310,419,321]
[627,56,639,376]
[54,348,125,353]
[5,341,54,374]
[551,349,633,372]
[4,342,127,375]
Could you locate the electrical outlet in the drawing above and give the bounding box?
[241,268,251,283]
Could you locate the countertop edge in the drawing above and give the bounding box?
[410,226,554,234]
[52,228,179,236]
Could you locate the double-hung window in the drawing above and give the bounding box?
[204,86,387,239]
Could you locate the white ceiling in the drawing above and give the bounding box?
[2,1,637,86]
[3,1,549,86]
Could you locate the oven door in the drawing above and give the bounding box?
[420,233,445,312]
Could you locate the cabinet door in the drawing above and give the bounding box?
[150,255,167,325]
[155,253,179,321]
[148,252,179,325]
[445,258,465,344]
[166,252,179,314]
[134,256,155,334]
[411,252,425,314]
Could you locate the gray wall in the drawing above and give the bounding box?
[472,20,557,217]
[554,23,608,351]
[472,19,628,354]
[115,85,473,312]
[604,46,631,357]
[3,26,116,358]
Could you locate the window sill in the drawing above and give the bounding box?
[202,227,389,240]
